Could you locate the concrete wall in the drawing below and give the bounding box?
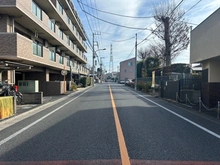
[202,82,220,108]
[22,92,43,104]
[46,81,65,96]
[209,58,220,82]
[180,90,201,104]
[190,8,220,63]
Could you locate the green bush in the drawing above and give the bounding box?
[137,83,144,90]
[87,77,91,86]
[79,77,87,87]
[71,81,77,91]
[79,76,91,87]
[136,82,152,92]
[144,82,152,92]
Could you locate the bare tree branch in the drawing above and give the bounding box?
[152,0,190,66]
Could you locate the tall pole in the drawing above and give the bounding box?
[135,33,137,91]
[164,17,171,66]
[92,33,95,86]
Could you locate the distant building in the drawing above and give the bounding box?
[119,57,135,83]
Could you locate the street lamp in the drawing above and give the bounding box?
[92,48,106,86]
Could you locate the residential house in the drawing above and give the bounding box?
[190,7,220,107]
[119,57,135,83]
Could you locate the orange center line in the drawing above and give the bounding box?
[109,84,131,165]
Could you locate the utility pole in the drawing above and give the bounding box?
[92,32,101,86]
[135,33,137,91]
[92,33,95,86]
[100,57,105,83]
[109,44,113,74]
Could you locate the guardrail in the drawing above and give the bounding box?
[0,96,16,120]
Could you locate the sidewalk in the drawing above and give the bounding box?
[1,87,90,122]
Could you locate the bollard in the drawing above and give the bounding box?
[217,101,220,118]
[186,94,187,105]
[199,97,201,112]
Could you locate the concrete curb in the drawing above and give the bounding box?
[0,86,92,130]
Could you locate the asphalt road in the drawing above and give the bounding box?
[0,83,220,165]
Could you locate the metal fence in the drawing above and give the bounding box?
[138,76,201,91]
[179,78,201,90]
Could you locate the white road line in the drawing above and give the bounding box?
[0,89,91,147]
[128,89,220,139]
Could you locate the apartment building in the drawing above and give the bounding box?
[190,7,220,107]
[0,0,88,95]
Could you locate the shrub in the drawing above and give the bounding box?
[144,82,152,93]
[79,76,91,87]
[79,77,86,87]
[136,82,152,92]
[137,83,144,90]
[87,77,91,86]
[71,81,77,91]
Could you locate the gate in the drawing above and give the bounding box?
[161,80,180,100]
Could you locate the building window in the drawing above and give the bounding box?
[58,28,63,39]
[66,35,70,45]
[32,41,42,57]
[32,1,42,20]
[71,41,74,49]
[66,15,70,25]
[58,1,63,14]
[66,58,70,66]
[128,62,132,66]
[59,55,64,64]
[72,22,75,31]
[49,49,56,61]
[49,19,55,32]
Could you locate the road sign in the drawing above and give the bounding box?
[61,70,67,76]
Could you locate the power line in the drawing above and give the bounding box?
[77,0,93,34]
[78,5,153,30]
[137,0,187,47]
[78,0,154,19]
[181,0,202,18]
[126,46,135,59]
[92,0,105,53]
[111,36,135,42]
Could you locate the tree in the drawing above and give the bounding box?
[149,43,165,66]
[145,57,160,77]
[152,0,190,66]
[138,47,151,77]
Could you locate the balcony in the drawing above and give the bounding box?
[0,0,87,63]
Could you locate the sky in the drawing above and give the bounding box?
[72,0,220,72]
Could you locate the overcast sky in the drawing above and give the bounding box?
[72,0,220,72]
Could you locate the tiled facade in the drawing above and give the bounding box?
[0,0,89,95]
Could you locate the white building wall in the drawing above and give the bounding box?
[190,8,220,63]
[209,58,220,82]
